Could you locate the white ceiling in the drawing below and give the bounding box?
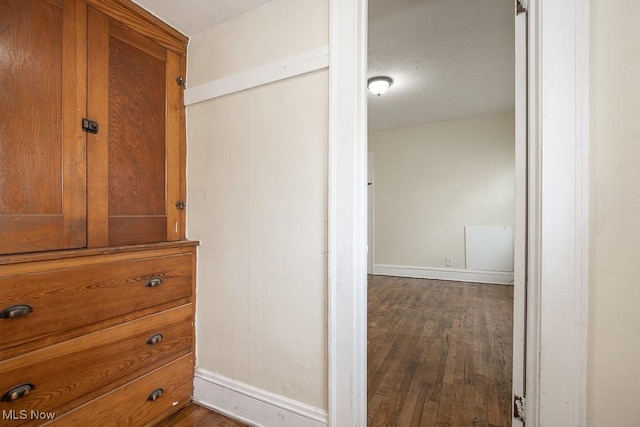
[133,0,514,131]
[368,0,515,130]
[132,0,271,36]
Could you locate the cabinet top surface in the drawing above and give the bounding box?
[0,241,199,267]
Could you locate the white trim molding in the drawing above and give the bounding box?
[327,0,368,425]
[328,0,589,425]
[525,0,590,425]
[193,368,328,427]
[373,264,514,285]
[184,46,329,106]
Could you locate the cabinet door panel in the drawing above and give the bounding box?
[87,7,180,247]
[108,31,166,217]
[0,0,86,254]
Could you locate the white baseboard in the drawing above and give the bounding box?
[193,368,328,427]
[373,264,514,285]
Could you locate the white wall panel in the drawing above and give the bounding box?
[186,0,329,412]
[369,112,515,273]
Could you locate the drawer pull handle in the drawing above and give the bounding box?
[1,383,35,402]
[147,333,164,345]
[146,277,163,287]
[0,304,33,319]
[147,388,164,402]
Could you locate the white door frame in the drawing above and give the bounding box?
[524,1,590,425]
[512,7,527,426]
[327,0,368,425]
[367,151,374,275]
[327,0,589,425]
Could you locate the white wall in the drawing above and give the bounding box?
[182,0,640,422]
[369,112,515,275]
[588,1,640,425]
[186,0,329,412]
[187,0,327,85]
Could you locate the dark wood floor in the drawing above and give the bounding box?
[156,404,247,426]
[368,275,513,427]
[157,276,513,426]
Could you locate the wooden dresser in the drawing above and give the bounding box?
[0,0,195,424]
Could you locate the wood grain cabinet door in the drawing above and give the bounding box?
[0,0,87,255]
[86,6,183,247]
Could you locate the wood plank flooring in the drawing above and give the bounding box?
[157,276,513,426]
[368,275,513,427]
[156,404,247,426]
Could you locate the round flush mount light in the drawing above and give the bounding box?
[367,76,393,96]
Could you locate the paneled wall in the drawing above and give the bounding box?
[186,0,329,414]
[588,1,640,425]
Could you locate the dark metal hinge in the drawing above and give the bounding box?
[176,201,186,210]
[82,118,99,134]
[176,76,186,88]
[516,0,528,15]
[514,395,526,424]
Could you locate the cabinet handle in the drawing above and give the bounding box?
[0,304,33,319]
[147,388,164,401]
[146,333,164,345]
[1,383,35,402]
[146,277,163,287]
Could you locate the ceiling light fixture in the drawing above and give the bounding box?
[367,76,393,96]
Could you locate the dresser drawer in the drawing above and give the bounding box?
[0,304,193,421]
[0,248,193,354]
[47,354,194,426]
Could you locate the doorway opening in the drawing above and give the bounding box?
[366,1,522,425]
[328,0,589,424]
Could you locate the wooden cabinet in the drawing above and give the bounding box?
[0,246,194,358]
[0,0,187,255]
[86,3,185,247]
[0,243,197,425]
[0,303,193,417]
[0,0,195,424]
[49,355,194,426]
[0,0,86,254]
